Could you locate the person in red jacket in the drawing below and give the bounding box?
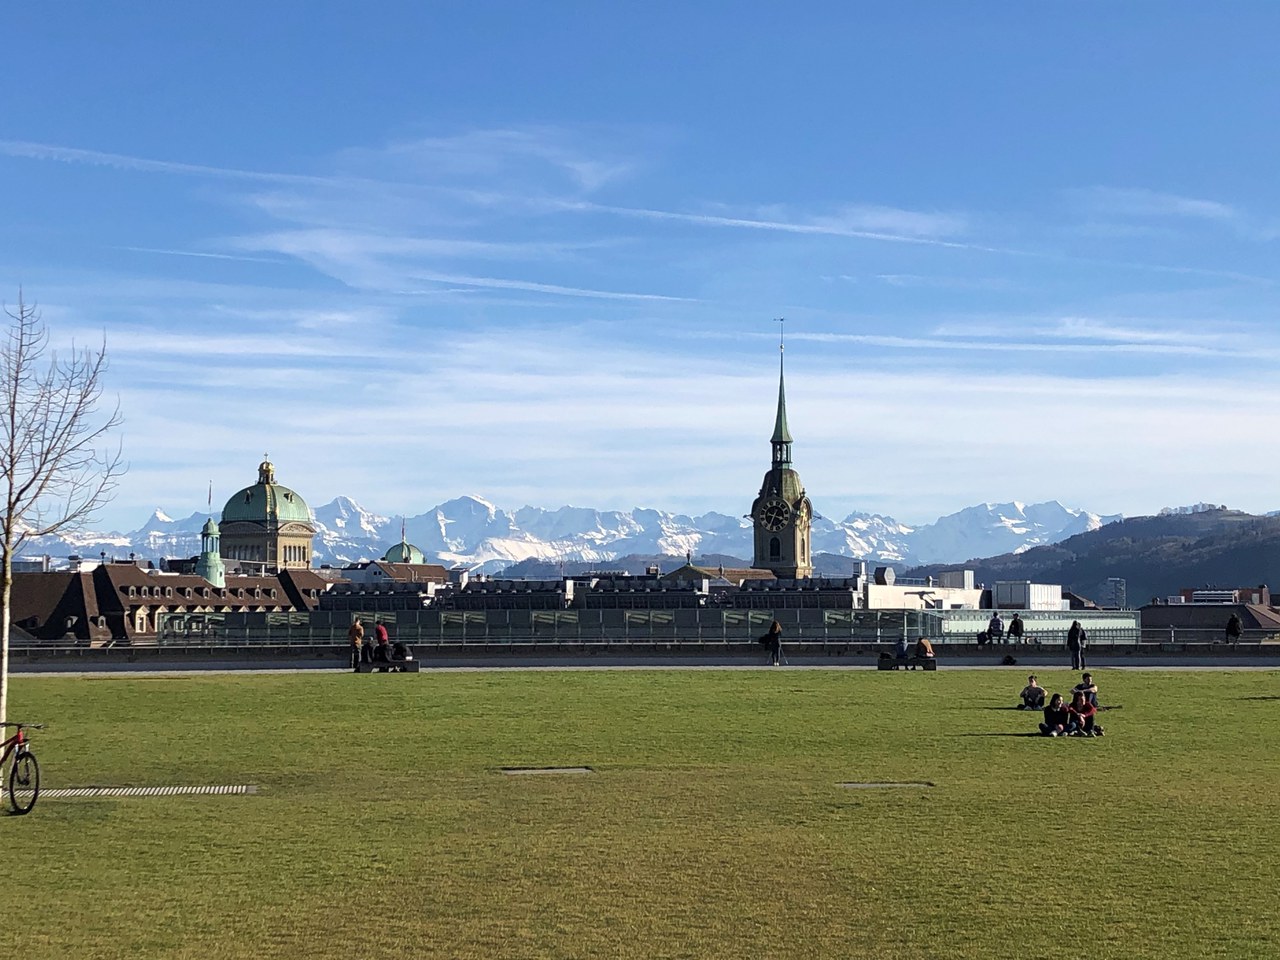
[1067,690,1103,737]
[373,620,390,663]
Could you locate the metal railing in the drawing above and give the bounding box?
[8,607,1151,650]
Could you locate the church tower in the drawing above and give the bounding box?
[750,331,813,579]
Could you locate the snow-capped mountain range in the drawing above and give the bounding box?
[20,497,1121,573]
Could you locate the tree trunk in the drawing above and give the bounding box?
[0,536,11,790]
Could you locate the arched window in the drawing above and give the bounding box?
[769,537,781,561]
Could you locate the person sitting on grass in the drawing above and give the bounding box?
[1073,673,1099,708]
[1018,675,1045,710]
[1067,690,1103,737]
[1039,693,1069,736]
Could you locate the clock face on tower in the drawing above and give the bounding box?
[759,498,791,531]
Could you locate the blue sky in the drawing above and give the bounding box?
[3,3,1279,531]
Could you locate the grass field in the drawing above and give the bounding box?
[4,667,1278,960]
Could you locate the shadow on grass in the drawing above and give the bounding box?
[956,732,1042,738]
[977,706,1027,711]
[1238,695,1280,701]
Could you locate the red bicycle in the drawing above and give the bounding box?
[0,722,41,815]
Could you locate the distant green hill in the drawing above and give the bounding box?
[911,509,1280,605]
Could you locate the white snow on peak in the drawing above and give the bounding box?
[17,494,1126,573]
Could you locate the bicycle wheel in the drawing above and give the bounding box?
[8,751,39,814]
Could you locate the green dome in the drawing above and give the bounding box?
[221,459,312,525]
[382,541,426,565]
[201,518,220,536]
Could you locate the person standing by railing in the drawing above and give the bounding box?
[1067,620,1087,670]
[347,618,364,672]
[1225,613,1243,645]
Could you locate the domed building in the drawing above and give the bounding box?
[219,458,316,572]
[382,539,426,565]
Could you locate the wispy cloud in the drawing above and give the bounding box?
[406,270,693,302]
[120,246,293,264]
[359,128,637,193]
[775,327,1280,361]
[0,139,339,187]
[1080,186,1239,221]
[875,273,1012,290]
[550,198,997,251]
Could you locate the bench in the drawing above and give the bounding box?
[357,660,421,673]
[877,657,937,671]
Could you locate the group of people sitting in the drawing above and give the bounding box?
[893,636,936,660]
[348,618,413,671]
[1017,672,1105,737]
[976,612,1027,646]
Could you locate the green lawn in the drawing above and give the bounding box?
[4,667,1277,960]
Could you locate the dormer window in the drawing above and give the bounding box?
[128,586,136,598]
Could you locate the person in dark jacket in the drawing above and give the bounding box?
[1072,673,1099,708]
[1039,693,1069,736]
[763,620,783,666]
[1067,621,1087,670]
[1007,613,1025,644]
[1225,613,1243,644]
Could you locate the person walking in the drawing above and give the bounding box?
[1067,620,1087,671]
[348,618,365,672]
[1008,613,1025,644]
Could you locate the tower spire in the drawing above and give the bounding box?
[771,318,792,465]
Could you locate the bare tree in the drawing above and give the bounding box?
[1,292,124,732]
